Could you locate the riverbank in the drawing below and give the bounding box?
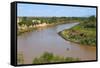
[17,22,73,35]
[17,27,35,35]
[17,23,54,35]
[58,21,96,46]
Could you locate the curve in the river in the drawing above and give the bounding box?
[18,22,96,64]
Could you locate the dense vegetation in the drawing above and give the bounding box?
[18,17,82,26]
[59,16,96,46]
[33,52,79,64]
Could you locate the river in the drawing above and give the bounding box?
[17,22,96,64]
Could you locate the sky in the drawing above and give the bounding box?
[17,3,96,17]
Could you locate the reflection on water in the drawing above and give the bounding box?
[17,23,96,64]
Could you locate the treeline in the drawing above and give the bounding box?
[80,15,96,28]
[59,16,96,46]
[18,16,87,26]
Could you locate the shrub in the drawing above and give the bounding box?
[32,52,79,64]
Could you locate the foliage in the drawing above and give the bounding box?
[32,52,79,64]
[18,17,33,26]
[59,16,96,46]
[18,16,82,25]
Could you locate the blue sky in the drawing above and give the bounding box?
[17,3,96,17]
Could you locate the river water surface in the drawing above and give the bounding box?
[18,23,96,64]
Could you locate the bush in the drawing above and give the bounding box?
[32,52,79,64]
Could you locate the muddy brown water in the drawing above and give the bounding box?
[17,23,96,64]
